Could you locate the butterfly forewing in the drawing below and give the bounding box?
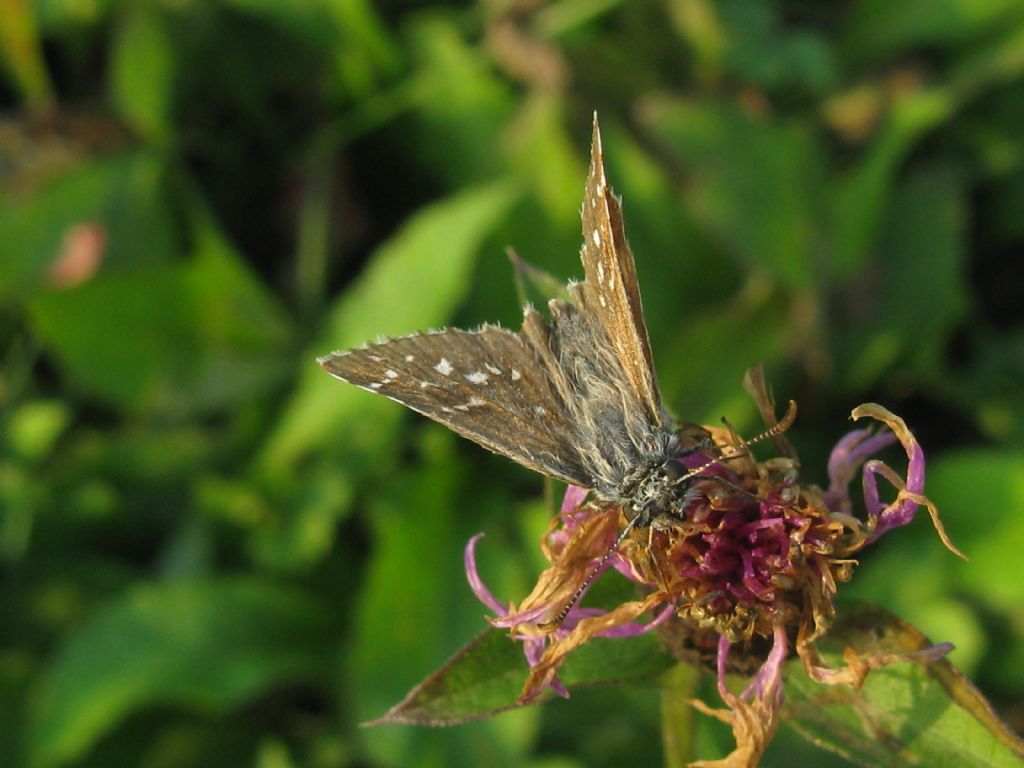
[579,116,665,429]
[320,114,677,511]
[318,327,593,487]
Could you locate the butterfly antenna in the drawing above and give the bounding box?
[727,400,798,451]
[709,400,799,497]
[539,513,643,630]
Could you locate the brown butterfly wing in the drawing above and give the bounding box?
[318,325,593,487]
[577,114,666,429]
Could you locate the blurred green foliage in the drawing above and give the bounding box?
[1,0,1023,765]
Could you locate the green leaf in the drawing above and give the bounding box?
[369,627,673,727]
[926,450,1024,611]
[0,0,55,108]
[560,629,676,688]
[661,663,701,768]
[0,151,176,298]
[505,96,585,226]
[4,400,70,463]
[368,629,530,726]
[28,577,335,768]
[830,86,956,275]
[839,166,969,391]
[659,285,789,423]
[716,2,836,94]
[642,98,820,290]
[348,429,542,767]
[260,180,518,471]
[241,467,354,571]
[27,263,194,409]
[109,7,174,142]
[28,264,288,414]
[331,0,403,94]
[782,605,1024,767]
[36,0,114,29]
[407,17,514,186]
[177,212,295,407]
[347,429,470,725]
[26,198,292,413]
[844,0,1024,64]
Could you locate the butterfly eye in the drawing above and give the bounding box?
[662,461,685,483]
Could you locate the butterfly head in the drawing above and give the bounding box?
[624,453,712,529]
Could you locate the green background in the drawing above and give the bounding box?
[2,0,1023,765]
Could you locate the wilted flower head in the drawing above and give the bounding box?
[466,371,962,767]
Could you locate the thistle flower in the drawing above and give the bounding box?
[465,372,963,767]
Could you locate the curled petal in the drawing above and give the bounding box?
[523,639,569,698]
[687,625,788,768]
[548,677,570,698]
[741,624,788,705]
[715,635,733,702]
[850,404,925,535]
[823,428,896,513]
[488,604,553,628]
[850,404,965,558]
[464,534,507,615]
[527,509,621,623]
[802,641,955,688]
[518,591,667,704]
[595,602,676,639]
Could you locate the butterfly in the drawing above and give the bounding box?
[320,114,697,529]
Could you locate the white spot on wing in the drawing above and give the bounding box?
[369,382,383,390]
[597,261,605,284]
[511,369,522,381]
[435,358,453,376]
[534,406,547,416]
[467,397,485,407]
[592,229,601,247]
[404,354,415,362]
[465,371,488,385]
[385,369,398,379]
[484,363,502,375]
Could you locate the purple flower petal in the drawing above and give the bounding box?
[594,603,675,638]
[488,604,551,627]
[824,429,896,512]
[742,623,787,704]
[715,634,733,701]
[561,485,589,518]
[523,636,569,697]
[464,534,507,615]
[875,427,927,534]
